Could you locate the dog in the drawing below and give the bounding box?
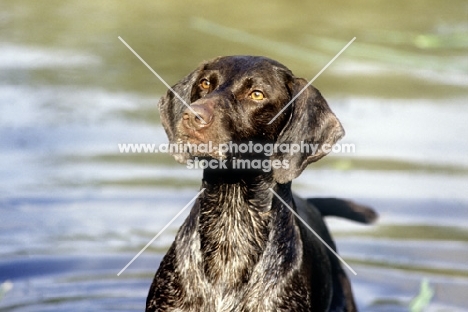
[146,56,377,311]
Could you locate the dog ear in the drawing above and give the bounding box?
[272,78,345,184]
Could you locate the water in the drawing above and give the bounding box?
[1,0,468,311]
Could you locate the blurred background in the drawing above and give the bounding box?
[0,0,467,311]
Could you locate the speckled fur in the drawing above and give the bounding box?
[146,56,371,311]
[147,174,334,311]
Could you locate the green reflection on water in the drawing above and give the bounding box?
[338,224,468,242]
[2,0,467,97]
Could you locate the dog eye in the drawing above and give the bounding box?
[199,79,211,90]
[250,90,264,101]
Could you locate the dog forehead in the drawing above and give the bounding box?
[200,56,292,88]
[204,56,287,75]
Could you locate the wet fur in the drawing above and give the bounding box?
[147,56,376,311]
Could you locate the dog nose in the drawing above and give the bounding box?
[183,102,214,130]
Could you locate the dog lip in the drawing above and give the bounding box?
[175,133,228,159]
[179,127,210,145]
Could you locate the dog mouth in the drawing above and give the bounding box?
[173,118,231,160]
[174,118,278,162]
[178,127,211,146]
[173,136,279,162]
[173,135,227,161]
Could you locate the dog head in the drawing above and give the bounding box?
[159,56,344,183]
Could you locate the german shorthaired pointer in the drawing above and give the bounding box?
[146,56,376,312]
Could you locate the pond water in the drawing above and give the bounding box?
[1,0,467,311]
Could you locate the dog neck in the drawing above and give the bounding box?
[202,167,278,212]
[199,168,298,287]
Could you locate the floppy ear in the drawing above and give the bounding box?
[158,65,203,143]
[272,78,345,184]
